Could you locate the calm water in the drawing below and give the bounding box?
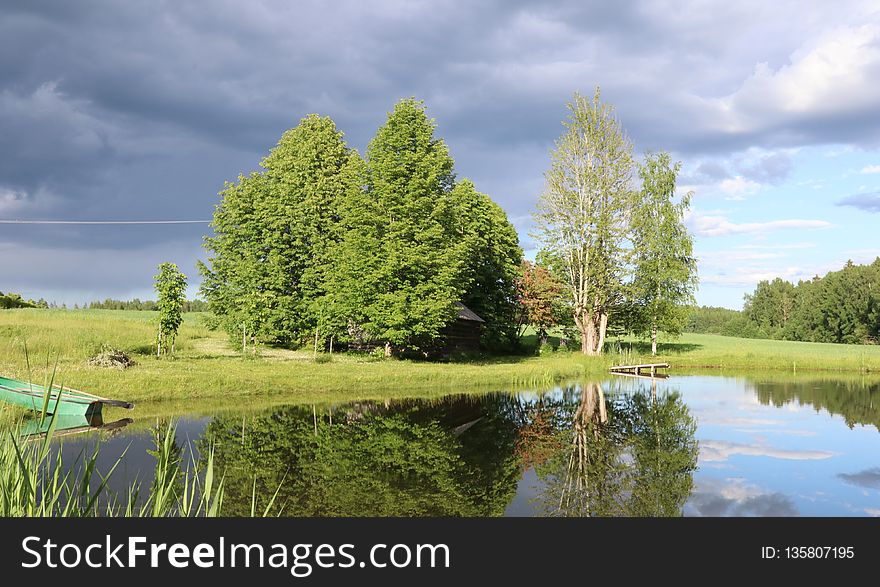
[32,374,880,516]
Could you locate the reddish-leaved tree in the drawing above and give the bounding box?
[516,260,565,343]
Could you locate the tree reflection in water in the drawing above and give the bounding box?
[199,384,697,517]
[528,382,699,517]
[201,396,522,517]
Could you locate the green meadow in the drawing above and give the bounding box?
[0,309,602,408]
[2,308,880,422]
[613,331,880,373]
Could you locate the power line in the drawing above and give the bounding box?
[0,219,209,225]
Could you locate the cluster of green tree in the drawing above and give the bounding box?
[200,99,521,354]
[743,259,880,344]
[684,305,762,338]
[201,395,521,516]
[533,89,698,355]
[0,291,47,309]
[87,298,208,312]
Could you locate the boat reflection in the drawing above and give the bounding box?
[19,413,134,440]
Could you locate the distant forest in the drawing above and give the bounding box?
[684,305,758,338]
[686,257,880,344]
[88,298,209,312]
[0,294,207,312]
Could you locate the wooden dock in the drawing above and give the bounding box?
[609,363,669,379]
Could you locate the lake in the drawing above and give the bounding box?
[28,374,880,516]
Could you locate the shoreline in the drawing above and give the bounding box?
[2,310,880,411]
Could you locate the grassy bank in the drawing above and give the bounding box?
[2,310,880,416]
[0,310,609,410]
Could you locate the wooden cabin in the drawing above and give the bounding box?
[438,302,484,354]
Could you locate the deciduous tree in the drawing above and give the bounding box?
[515,260,565,343]
[534,89,634,355]
[200,114,361,347]
[454,180,523,351]
[330,98,469,352]
[629,152,698,355]
[154,262,187,355]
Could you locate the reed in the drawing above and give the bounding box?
[0,369,225,518]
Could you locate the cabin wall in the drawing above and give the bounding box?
[438,319,482,354]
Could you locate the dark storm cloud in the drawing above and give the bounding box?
[2,0,879,300]
[836,192,880,213]
[1,238,204,296]
[837,467,880,489]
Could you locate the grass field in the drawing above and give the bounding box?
[609,331,880,373]
[2,309,880,418]
[0,309,607,410]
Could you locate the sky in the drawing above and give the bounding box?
[2,0,880,309]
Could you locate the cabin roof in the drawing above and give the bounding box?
[454,302,484,323]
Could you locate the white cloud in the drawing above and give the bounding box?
[696,250,797,287]
[734,149,794,184]
[0,239,205,305]
[699,250,785,264]
[697,416,779,427]
[861,165,880,174]
[707,24,880,140]
[685,477,799,516]
[0,187,26,213]
[720,176,761,196]
[796,178,825,189]
[676,184,700,198]
[0,82,112,153]
[4,0,880,304]
[701,268,812,287]
[700,440,836,462]
[841,248,880,261]
[837,191,880,212]
[684,149,794,201]
[688,212,833,237]
[735,242,816,250]
[0,185,62,217]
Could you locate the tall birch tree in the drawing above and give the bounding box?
[534,89,634,355]
[629,152,697,355]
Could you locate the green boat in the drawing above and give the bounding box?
[0,375,134,418]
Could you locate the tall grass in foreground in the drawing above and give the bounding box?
[0,414,225,517]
